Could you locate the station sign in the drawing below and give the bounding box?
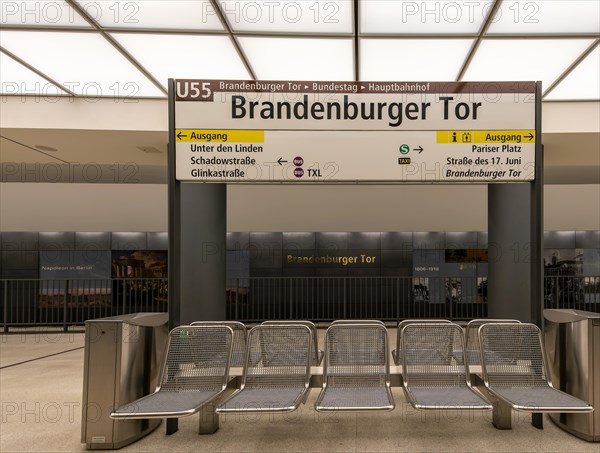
[172,80,537,183]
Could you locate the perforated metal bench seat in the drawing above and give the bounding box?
[262,320,323,365]
[315,387,395,411]
[111,325,234,421]
[401,323,492,411]
[478,323,594,420]
[490,386,594,412]
[113,391,223,419]
[217,324,313,413]
[405,387,492,410]
[315,323,395,412]
[218,387,308,412]
[392,319,452,366]
[191,321,247,367]
[463,319,521,369]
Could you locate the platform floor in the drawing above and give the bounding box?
[1,329,597,453]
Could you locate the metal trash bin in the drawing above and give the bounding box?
[81,313,168,450]
[544,309,599,442]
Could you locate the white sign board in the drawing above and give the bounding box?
[172,80,537,183]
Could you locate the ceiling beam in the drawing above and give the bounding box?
[353,0,359,82]
[455,0,504,81]
[66,0,168,96]
[543,39,599,99]
[0,46,75,96]
[209,0,257,80]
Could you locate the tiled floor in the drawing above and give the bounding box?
[1,329,597,453]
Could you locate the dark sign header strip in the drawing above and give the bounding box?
[175,79,536,101]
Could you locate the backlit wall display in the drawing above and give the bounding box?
[172,80,537,183]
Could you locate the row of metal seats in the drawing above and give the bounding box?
[110,319,593,433]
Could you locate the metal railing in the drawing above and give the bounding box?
[544,275,600,312]
[1,278,167,331]
[225,276,487,322]
[1,275,598,329]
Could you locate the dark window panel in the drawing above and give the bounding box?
[75,232,111,251]
[0,232,39,251]
[147,232,168,250]
[413,232,445,250]
[445,232,478,249]
[39,232,75,251]
[544,231,576,249]
[381,250,413,268]
[575,230,600,249]
[348,232,381,250]
[249,232,283,250]
[249,249,282,269]
[316,232,348,250]
[227,232,250,251]
[477,231,488,248]
[112,232,147,250]
[282,232,316,250]
[249,268,283,278]
[381,232,413,251]
[1,251,39,270]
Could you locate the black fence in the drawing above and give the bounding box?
[544,275,600,311]
[1,276,598,330]
[226,276,487,322]
[1,278,167,330]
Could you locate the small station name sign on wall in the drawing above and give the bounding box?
[171,80,537,183]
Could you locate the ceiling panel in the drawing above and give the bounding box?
[74,0,224,31]
[0,51,64,95]
[0,30,164,97]
[360,0,491,34]
[545,46,600,100]
[0,136,65,164]
[112,33,250,87]
[1,0,91,28]
[0,128,168,165]
[223,0,352,34]
[239,37,353,80]
[463,39,595,89]
[488,0,600,34]
[361,39,473,81]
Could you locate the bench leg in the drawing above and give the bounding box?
[166,418,178,435]
[531,413,543,429]
[198,403,219,435]
[492,400,512,430]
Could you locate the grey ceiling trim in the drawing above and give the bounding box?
[0,46,75,96]
[233,31,353,38]
[0,135,71,164]
[542,99,600,103]
[484,33,600,39]
[65,0,168,96]
[233,34,353,41]
[2,24,596,40]
[209,0,257,80]
[353,0,359,81]
[0,25,94,32]
[0,93,168,101]
[455,0,504,82]
[4,93,593,103]
[97,28,228,35]
[360,33,479,39]
[543,39,600,99]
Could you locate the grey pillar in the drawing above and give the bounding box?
[487,82,543,326]
[168,176,226,327]
[167,79,228,435]
[168,79,227,329]
[487,183,534,322]
[179,183,227,323]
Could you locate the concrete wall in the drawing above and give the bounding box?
[1,182,598,232]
